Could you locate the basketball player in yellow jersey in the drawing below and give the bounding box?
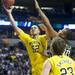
[18,27,48,75]
[3,4,49,75]
[41,37,75,75]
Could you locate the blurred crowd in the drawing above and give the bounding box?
[0,35,31,75]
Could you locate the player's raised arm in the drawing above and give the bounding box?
[34,0,57,38]
[3,5,22,35]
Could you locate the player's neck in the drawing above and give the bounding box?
[31,34,39,39]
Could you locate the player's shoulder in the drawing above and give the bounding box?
[38,34,46,39]
[48,55,59,61]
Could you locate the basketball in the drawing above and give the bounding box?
[3,0,15,9]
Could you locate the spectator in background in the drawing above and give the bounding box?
[1,35,10,53]
[41,37,75,75]
[1,35,16,53]
[1,35,10,47]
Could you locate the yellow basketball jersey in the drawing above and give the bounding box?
[48,55,75,75]
[18,29,48,75]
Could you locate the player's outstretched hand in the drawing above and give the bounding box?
[3,4,14,14]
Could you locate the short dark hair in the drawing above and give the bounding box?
[50,37,66,55]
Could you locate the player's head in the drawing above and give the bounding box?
[50,37,66,55]
[30,25,40,36]
[58,28,71,40]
